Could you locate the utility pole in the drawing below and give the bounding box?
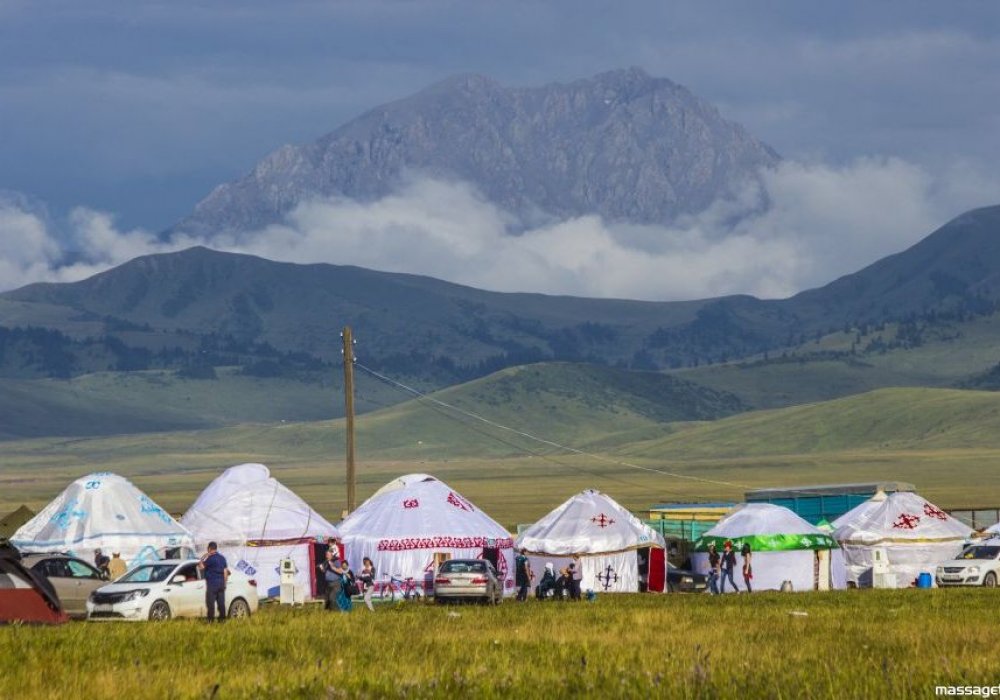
[342,326,356,514]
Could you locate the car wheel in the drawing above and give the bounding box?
[667,582,677,593]
[228,598,251,618]
[984,572,997,588]
[148,600,171,621]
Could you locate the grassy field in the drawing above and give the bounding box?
[0,367,411,440]
[5,387,1000,527]
[2,591,998,698]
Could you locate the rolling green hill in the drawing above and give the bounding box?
[0,361,743,442]
[673,310,1000,409]
[5,385,1000,525]
[621,386,1000,459]
[0,368,397,440]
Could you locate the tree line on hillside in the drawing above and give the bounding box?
[3,288,998,384]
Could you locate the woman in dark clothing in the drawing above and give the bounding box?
[320,549,344,611]
[316,547,330,600]
[337,561,355,612]
[720,540,740,593]
[741,542,753,593]
[555,565,572,599]
[536,562,557,599]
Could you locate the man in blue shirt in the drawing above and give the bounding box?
[198,541,230,622]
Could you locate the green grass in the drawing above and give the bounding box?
[0,361,742,441]
[621,387,1000,459]
[0,367,408,440]
[2,591,998,698]
[676,311,1000,409]
[5,387,1000,526]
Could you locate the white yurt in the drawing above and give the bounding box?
[692,503,838,591]
[338,474,514,594]
[515,489,665,593]
[833,490,972,588]
[11,472,194,564]
[181,463,340,599]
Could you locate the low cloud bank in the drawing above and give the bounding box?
[0,157,996,300]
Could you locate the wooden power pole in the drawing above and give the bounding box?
[342,326,357,513]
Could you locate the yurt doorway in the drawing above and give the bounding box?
[637,547,667,593]
[481,547,499,570]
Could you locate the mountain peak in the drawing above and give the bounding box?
[425,72,501,93]
[171,68,779,237]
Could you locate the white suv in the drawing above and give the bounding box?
[936,544,1000,587]
[86,559,259,621]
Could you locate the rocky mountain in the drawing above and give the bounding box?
[171,68,780,236]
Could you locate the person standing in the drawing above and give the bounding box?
[570,555,583,601]
[720,540,740,594]
[320,549,342,611]
[337,560,355,612]
[514,549,533,602]
[107,552,128,580]
[359,557,376,612]
[94,549,110,579]
[198,541,230,622]
[741,542,753,593]
[706,543,721,595]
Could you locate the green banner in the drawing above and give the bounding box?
[693,533,836,552]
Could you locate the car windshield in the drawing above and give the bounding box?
[959,546,1000,560]
[118,564,177,583]
[439,561,486,574]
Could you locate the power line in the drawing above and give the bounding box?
[354,361,750,494]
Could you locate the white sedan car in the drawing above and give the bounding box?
[86,559,258,621]
[936,544,1000,587]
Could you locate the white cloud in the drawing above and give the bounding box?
[0,156,997,300]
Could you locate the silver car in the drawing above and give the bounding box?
[936,544,1000,587]
[21,553,106,619]
[433,559,502,604]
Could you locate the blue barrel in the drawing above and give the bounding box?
[917,572,933,589]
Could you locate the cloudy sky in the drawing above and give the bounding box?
[2,1,999,299]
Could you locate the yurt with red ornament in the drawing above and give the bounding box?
[337,474,514,596]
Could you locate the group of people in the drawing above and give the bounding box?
[706,540,752,594]
[92,548,128,580]
[514,549,584,601]
[317,544,376,613]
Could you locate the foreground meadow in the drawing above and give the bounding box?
[2,590,999,699]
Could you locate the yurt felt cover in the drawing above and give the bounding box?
[338,474,514,592]
[689,504,836,591]
[11,473,193,563]
[830,490,888,530]
[516,489,664,593]
[693,503,836,552]
[181,463,340,598]
[181,463,339,544]
[516,489,665,556]
[833,491,972,587]
[833,492,971,545]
